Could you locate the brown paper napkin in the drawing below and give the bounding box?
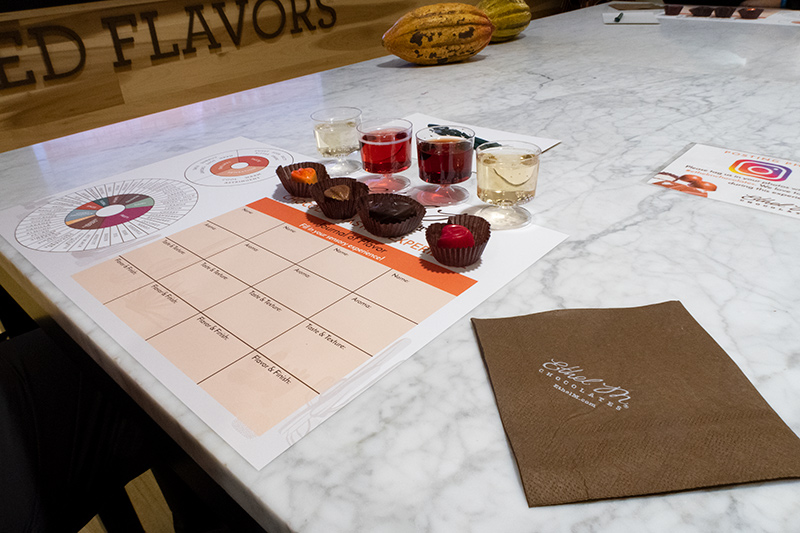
[472,301,800,506]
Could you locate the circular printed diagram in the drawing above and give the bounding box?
[185,148,294,186]
[65,193,155,230]
[16,179,198,253]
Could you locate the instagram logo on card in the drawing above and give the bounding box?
[729,160,792,181]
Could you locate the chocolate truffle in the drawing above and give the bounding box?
[714,6,735,17]
[310,177,368,220]
[425,214,490,267]
[738,7,763,18]
[324,184,351,201]
[437,224,475,249]
[357,194,425,238]
[276,162,329,198]
[689,6,712,16]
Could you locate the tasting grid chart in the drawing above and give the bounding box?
[74,197,472,437]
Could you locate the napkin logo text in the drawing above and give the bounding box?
[540,359,630,411]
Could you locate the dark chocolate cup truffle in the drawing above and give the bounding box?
[738,7,763,18]
[276,162,329,198]
[664,4,683,15]
[310,177,369,220]
[425,214,491,268]
[714,6,735,17]
[689,6,712,16]
[357,194,425,238]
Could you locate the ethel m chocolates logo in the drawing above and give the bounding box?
[539,359,631,411]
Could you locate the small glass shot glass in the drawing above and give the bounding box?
[414,125,475,207]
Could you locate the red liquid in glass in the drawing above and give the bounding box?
[360,129,412,175]
[417,138,473,185]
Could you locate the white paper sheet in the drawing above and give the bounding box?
[0,119,567,469]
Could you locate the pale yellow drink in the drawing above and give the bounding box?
[310,107,362,175]
[314,120,359,158]
[476,144,540,206]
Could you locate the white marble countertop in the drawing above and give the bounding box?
[2,5,800,532]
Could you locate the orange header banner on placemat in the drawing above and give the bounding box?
[247,197,476,297]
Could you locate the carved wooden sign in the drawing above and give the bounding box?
[1,0,336,88]
[0,0,430,151]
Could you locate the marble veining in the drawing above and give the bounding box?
[2,5,800,532]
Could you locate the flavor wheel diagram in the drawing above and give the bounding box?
[185,148,294,186]
[65,193,155,230]
[15,179,198,253]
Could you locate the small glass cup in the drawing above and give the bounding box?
[475,140,541,230]
[414,125,475,207]
[311,107,362,175]
[357,118,413,193]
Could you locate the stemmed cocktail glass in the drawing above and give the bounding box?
[311,107,362,175]
[414,125,475,207]
[475,140,541,230]
[357,118,413,193]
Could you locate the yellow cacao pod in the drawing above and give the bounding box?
[477,0,532,42]
[382,3,495,66]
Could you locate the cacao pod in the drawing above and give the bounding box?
[382,3,495,66]
[477,0,531,42]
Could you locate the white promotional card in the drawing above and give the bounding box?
[649,143,800,219]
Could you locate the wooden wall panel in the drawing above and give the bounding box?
[0,0,564,152]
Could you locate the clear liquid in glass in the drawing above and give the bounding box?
[314,120,359,158]
[477,147,539,206]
